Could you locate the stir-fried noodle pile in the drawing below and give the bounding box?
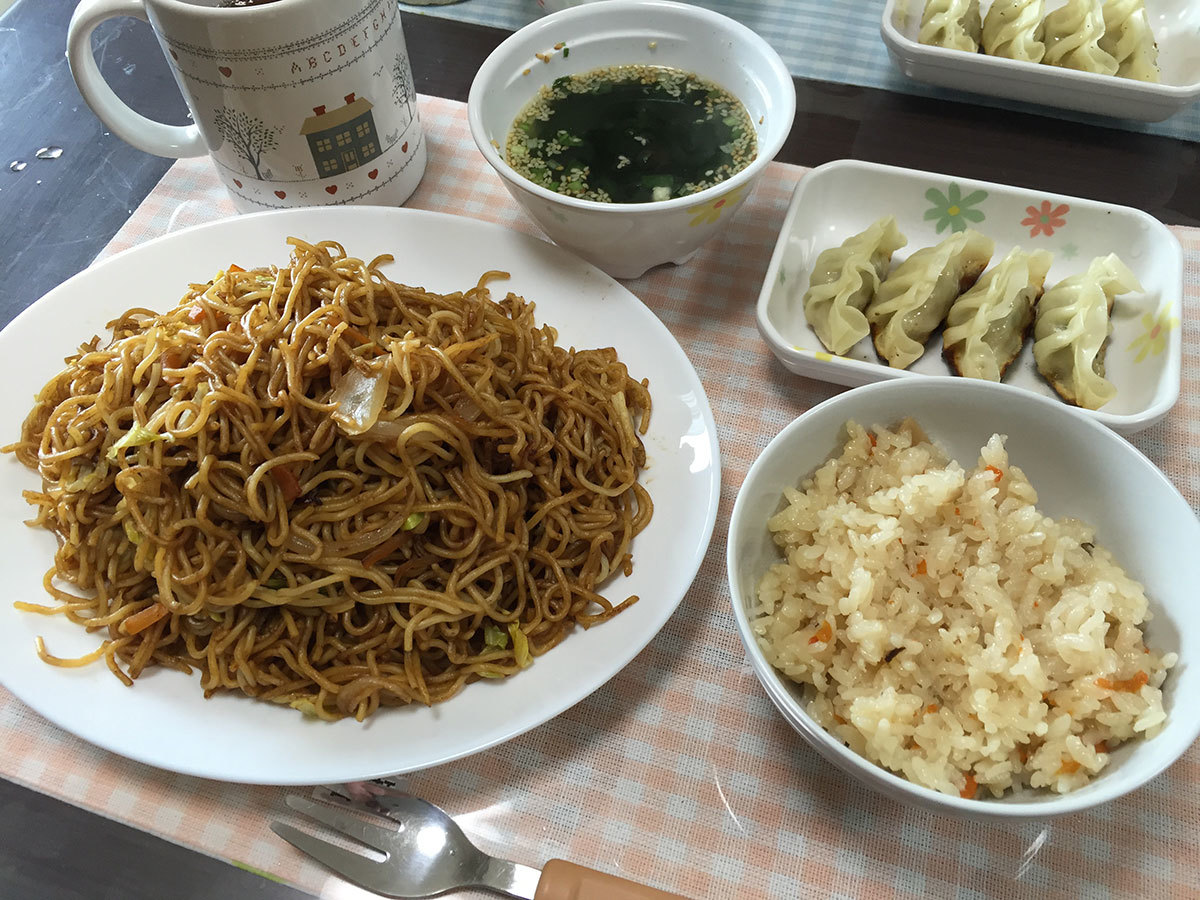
[6,239,652,719]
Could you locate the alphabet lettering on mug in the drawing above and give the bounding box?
[282,8,391,77]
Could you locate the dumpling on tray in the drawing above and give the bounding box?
[1042,0,1119,75]
[802,217,908,355]
[943,247,1053,381]
[1033,253,1143,410]
[982,0,1047,63]
[867,229,995,370]
[1099,0,1161,83]
[919,0,983,52]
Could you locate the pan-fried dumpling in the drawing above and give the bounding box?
[919,0,983,52]
[1099,0,1160,83]
[982,0,1046,63]
[943,248,1053,381]
[1042,0,1119,75]
[802,217,908,355]
[867,230,995,370]
[1033,254,1142,410]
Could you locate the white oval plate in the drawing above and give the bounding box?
[0,207,721,785]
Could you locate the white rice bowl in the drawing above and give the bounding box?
[727,378,1200,818]
[753,418,1174,799]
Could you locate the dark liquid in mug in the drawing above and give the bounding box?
[219,0,283,7]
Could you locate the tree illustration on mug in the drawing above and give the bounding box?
[213,107,280,180]
[391,53,413,107]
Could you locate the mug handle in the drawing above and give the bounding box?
[67,0,208,158]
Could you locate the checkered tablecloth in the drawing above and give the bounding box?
[2,94,1199,899]
[406,0,1200,143]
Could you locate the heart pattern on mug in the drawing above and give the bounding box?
[274,190,287,199]
[368,169,378,180]
[233,179,242,188]
[325,185,338,195]
[218,66,232,78]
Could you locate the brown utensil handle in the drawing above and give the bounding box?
[534,859,692,900]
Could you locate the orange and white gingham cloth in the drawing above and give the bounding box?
[2,96,1198,900]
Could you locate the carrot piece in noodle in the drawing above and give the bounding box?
[121,603,169,636]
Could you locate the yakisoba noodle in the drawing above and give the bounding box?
[6,238,652,720]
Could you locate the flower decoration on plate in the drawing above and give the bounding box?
[1128,306,1180,362]
[1061,242,1080,260]
[1023,200,1070,238]
[923,183,988,233]
[688,186,745,227]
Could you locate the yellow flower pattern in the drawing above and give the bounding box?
[688,187,745,227]
[1128,306,1178,363]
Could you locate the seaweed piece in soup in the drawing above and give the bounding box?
[505,64,757,204]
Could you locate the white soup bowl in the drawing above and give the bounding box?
[468,0,796,279]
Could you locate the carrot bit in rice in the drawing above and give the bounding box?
[960,773,978,799]
[1096,671,1149,693]
[808,620,833,645]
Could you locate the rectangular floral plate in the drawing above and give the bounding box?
[756,159,1183,434]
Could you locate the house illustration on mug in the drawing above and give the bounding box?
[300,92,382,176]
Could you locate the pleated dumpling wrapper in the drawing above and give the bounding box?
[943,247,1053,381]
[868,229,995,369]
[1099,0,1161,83]
[920,0,983,52]
[1033,253,1143,410]
[1043,0,1119,75]
[982,0,1046,63]
[802,217,908,356]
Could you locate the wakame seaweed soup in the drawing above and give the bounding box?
[506,65,756,204]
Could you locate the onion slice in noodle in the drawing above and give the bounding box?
[331,365,388,435]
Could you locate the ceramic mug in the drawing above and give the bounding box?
[67,0,427,212]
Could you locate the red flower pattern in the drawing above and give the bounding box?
[1022,200,1070,238]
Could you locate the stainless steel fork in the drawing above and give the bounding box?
[271,785,689,899]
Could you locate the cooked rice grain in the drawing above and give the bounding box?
[752,419,1176,798]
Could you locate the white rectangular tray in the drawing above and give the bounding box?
[881,0,1200,122]
[756,159,1183,434]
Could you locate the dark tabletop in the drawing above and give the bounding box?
[2,1,1199,897]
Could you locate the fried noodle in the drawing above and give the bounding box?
[5,238,653,720]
